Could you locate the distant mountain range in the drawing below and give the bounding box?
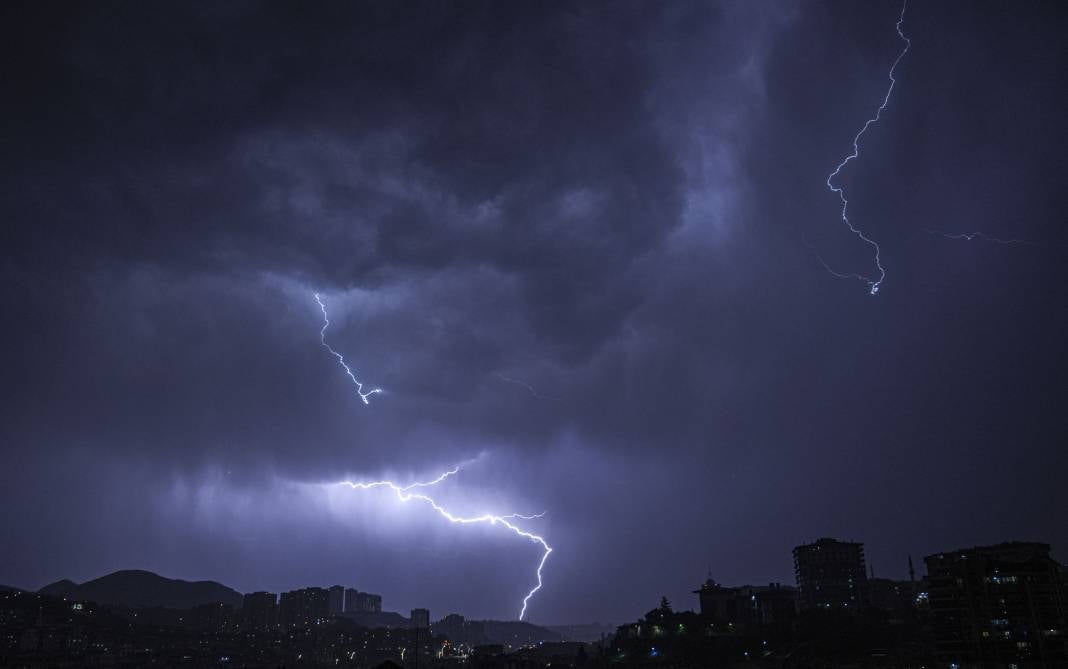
[480,620,563,645]
[39,570,243,609]
[27,569,583,643]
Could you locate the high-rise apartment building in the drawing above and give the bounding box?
[242,591,278,631]
[410,608,430,630]
[793,537,867,611]
[925,542,1067,667]
[278,587,331,628]
[328,585,345,616]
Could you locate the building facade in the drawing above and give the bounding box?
[278,587,331,628]
[328,585,345,616]
[352,591,382,613]
[867,577,918,618]
[343,589,382,614]
[925,542,1067,668]
[693,579,797,633]
[344,588,359,613]
[241,591,278,631]
[793,538,867,612]
[410,608,430,630]
[434,613,486,646]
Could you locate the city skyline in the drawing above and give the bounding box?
[6,535,1067,666]
[16,533,1064,628]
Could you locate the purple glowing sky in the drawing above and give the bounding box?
[2,0,1066,624]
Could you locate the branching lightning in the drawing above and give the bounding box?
[309,294,554,619]
[499,512,548,521]
[820,0,910,295]
[804,236,878,284]
[336,466,552,620]
[315,293,382,404]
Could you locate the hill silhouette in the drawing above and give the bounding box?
[342,610,411,629]
[480,620,563,645]
[39,570,242,609]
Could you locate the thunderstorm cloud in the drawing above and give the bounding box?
[1,0,1065,623]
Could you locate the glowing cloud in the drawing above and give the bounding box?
[335,466,552,620]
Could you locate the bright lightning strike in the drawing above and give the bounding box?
[310,298,552,618]
[336,467,553,621]
[314,293,382,405]
[820,0,911,295]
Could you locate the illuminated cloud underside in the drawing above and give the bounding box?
[335,466,552,621]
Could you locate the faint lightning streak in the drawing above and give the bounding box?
[821,0,910,295]
[314,293,382,404]
[337,468,552,621]
[922,229,1032,245]
[494,374,559,401]
[805,237,874,283]
[398,467,461,490]
[500,512,548,520]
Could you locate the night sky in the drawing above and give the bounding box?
[2,0,1066,625]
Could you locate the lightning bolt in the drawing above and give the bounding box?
[310,296,552,619]
[336,466,553,621]
[820,0,910,295]
[314,292,382,405]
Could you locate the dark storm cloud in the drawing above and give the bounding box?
[6,2,684,277]
[2,0,1066,624]
[2,0,784,461]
